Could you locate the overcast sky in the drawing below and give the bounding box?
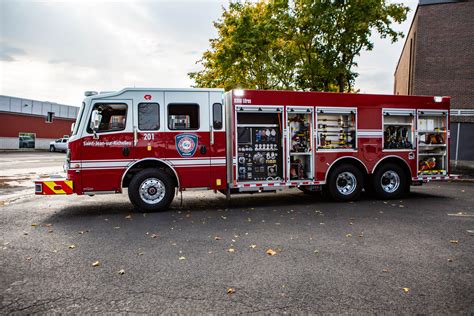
[0,0,417,106]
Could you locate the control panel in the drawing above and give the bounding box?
[237,127,282,181]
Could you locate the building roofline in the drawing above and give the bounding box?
[419,0,465,5]
[394,5,419,76]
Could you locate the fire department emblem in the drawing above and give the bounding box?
[176,134,198,157]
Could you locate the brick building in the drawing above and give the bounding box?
[394,0,474,163]
[0,95,78,150]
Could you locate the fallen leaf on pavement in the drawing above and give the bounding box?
[227,248,235,253]
[382,268,390,273]
[118,269,125,275]
[227,288,235,294]
[346,233,352,237]
[250,245,256,249]
[125,215,132,219]
[150,234,159,238]
[114,227,120,229]
[178,256,186,260]
[68,244,76,249]
[449,240,459,244]
[26,257,32,261]
[266,249,277,256]
[92,261,100,267]
[402,287,410,293]
[447,258,453,262]
[214,236,222,240]
[31,223,38,227]
[23,231,28,235]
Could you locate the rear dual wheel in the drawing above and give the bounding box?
[372,163,407,199]
[327,164,363,202]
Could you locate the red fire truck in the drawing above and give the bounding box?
[35,88,457,212]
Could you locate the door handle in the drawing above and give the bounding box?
[200,145,207,154]
[122,147,130,156]
[133,127,138,146]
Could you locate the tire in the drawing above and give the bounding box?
[327,164,363,202]
[372,163,407,199]
[49,145,55,152]
[128,168,175,212]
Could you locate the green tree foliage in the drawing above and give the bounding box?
[189,0,409,92]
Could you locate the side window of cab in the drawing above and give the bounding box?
[87,103,128,133]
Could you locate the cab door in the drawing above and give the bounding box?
[132,92,165,162]
[80,100,134,193]
[209,92,226,190]
[163,91,211,188]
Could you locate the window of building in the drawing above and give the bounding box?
[213,103,223,130]
[138,103,160,130]
[87,103,127,133]
[19,133,35,149]
[46,112,54,123]
[168,103,199,130]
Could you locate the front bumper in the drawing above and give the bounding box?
[35,178,74,195]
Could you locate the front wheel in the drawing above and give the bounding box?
[128,168,175,212]
[327,164,363,202]
[49,145,55,152]
[372,163,407,199]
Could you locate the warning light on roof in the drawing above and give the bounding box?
[144,94,152,100]
[234,89,245,97]
[434,96,443,103]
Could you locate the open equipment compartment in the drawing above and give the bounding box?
[287,107,314,181]
[316,107,357,150]
[236,108,283,182]
[383,109,415,150]
[417,110,448,175]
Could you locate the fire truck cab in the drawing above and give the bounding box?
[35,88,457,212]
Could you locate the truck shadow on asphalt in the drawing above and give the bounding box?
[42,189,452,224]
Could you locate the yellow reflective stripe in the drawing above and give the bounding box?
[64,180,73,190]
[44,181,66,194]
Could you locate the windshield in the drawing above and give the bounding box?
[72,102,85,136]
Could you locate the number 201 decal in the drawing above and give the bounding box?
[143,133,155,141]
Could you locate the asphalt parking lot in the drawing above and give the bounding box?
[0,152,473,313]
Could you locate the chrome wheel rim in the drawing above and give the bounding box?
[380,171,400,193]
[139,178,165,204]
[336,172,357,195]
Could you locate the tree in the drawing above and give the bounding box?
[189,0,409,92]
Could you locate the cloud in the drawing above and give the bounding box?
[0,0,226,105]
[0,42,26,62]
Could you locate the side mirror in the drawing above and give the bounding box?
[90,110,102,130]
[90,110,102,139]
[71,122,75,134]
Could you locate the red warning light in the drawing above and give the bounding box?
[144,94,152,100]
